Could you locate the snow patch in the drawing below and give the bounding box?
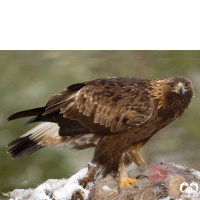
[172,163,186,169]
[4,168,89,200]
[190,169,200,179]
[54,168,89,200]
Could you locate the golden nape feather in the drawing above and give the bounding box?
[7,76,194,184]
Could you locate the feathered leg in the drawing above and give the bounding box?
[116,138,150,188]
[127,138,150,167]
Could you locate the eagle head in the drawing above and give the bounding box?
[165,76,194,99]
[162,76,195,117]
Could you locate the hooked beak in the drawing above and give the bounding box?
[178,84,184,96]
[172,82,187,97]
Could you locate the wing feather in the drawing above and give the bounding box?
[39,78,154,136]
[48,78,154,135]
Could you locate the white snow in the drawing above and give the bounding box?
[87,162,96,168]
[190,168,200,179]
[173,163,186,169]
[102,185,112,191]
[5,167,89,200]
[2,189,37,200]
[54,168,89,200]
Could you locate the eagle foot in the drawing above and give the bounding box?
[115,177,137,189]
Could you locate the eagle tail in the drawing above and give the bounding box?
[7,107,45,121]
[7,122,66,159]
[7,121,99,159]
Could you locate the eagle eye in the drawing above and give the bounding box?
[185,82,190,88]
[168,83,174,89]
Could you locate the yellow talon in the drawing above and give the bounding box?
[128,178,137,183]
[115,177,137,189]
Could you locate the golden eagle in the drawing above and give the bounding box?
[7,76,195,188]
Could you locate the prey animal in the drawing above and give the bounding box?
[7,76,194,188]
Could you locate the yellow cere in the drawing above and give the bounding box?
[177,82,184,88]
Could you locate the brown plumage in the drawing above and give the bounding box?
[7,76,194,179]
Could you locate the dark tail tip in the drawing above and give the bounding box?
[7,136,44,159]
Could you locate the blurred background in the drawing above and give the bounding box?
[0,50,200,193]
